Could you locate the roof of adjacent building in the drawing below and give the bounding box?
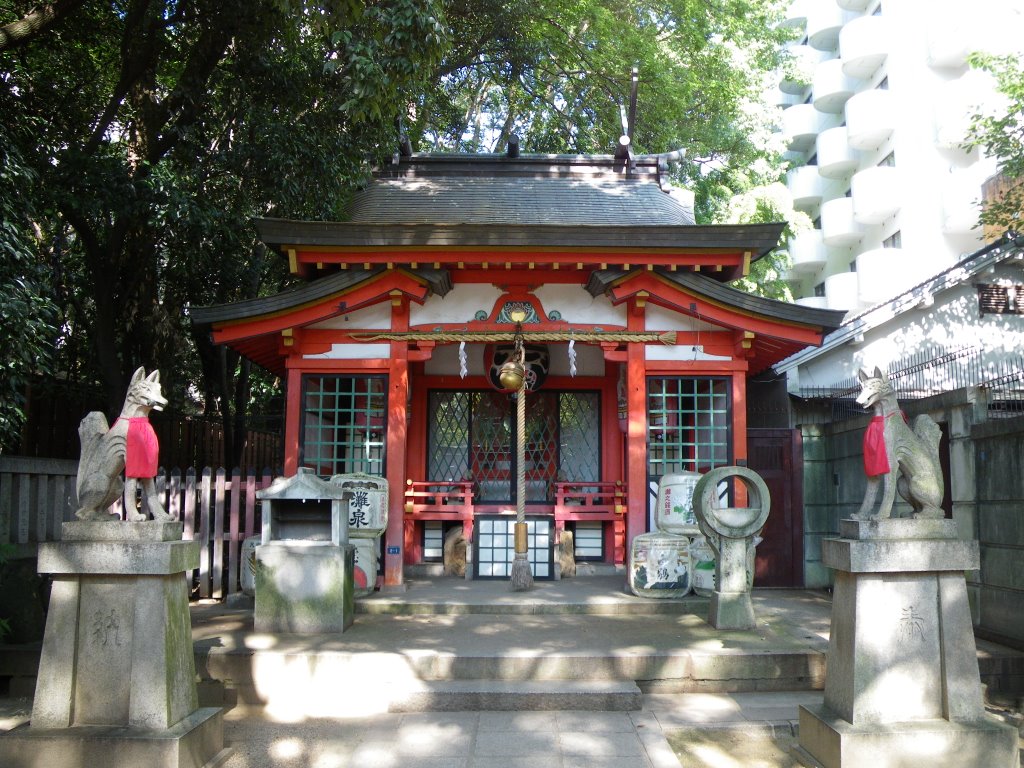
[773,232,1024,375]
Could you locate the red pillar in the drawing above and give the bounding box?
[731,372,749,506]
[625,342,647,550]
[383,295,410,588]
[283,366,302,475]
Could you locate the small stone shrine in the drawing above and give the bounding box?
[691,466,770,630]
[255,468,356,633]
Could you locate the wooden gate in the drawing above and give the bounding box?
[747,429,804,587]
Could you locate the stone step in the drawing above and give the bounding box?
[387,680,643,713]
[355,598,696,616]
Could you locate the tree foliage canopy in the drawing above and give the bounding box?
[1,0,793,462]
[966,52,1024,234]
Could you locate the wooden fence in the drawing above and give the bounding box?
[0,457,273,600]
[14,378,281,471]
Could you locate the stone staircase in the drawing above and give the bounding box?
[185,576,832,718]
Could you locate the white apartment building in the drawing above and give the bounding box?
[775,0,1023,314]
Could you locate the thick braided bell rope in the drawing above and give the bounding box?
[517,376,526,528]
[510,345,533,590]
[351,330,676,344]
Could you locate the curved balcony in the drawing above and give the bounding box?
[781,103,826,152]
[852,166,902,224]
[857,248,911,306]
[845,89,896,150]
[837,0,871,10]
[796,296,829,309]
[770,86,803,109]
[820,196,863,247]
[780,44,824,95]
[934,70,997,150]
[840,15,891,79]
[825,271,860,312]
[927,15,977,69]
[788,165,826,210]
[780,0,810,30]
[789,229,827,274]
[816,126,858,179]
[807,4,848,51]
[941,175,982,235]
[813,58,858,114]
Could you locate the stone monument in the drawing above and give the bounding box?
[0,370,226,768]
[691,466,770,630]
[330,473,388,597]
[794,370,1017,768]
[254,468,356,633]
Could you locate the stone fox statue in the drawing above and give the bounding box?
[76,367,174,522]
[855,367,944,520]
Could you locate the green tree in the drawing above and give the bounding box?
[965,52,1024,234]
[724,181,811,301]
[2,0,794,461]
[0,125,58,450]
[1,0,446,463]
[417,0,792,222]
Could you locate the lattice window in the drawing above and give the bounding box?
[427,390,600,503]
[301,375,386,477]
[474,516,553,579]
[646,377,730,478]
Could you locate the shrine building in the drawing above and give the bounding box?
[191,151,844,589]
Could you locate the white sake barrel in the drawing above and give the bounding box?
[654,472,702,535]
[628,532,692,598]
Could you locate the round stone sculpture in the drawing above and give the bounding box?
[692,466,770,542]
[691,465,771,630]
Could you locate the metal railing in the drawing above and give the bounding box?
[796,345,1024,422]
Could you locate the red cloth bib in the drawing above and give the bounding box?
[122,417,159,478]
[863,412,906,477]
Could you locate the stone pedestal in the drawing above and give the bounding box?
[0,521,226,768]
[795,518,1018,768]
[255,541,355,633]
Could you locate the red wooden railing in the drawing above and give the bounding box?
[553,481,626,563]
[402,478,626,563]
[403,480,475,558]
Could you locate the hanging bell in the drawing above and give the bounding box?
[498,358,526,391]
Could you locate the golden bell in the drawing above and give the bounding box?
[498,359,525,391]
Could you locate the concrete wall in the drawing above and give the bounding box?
[797,389,994,633]
[972,416,1024,647]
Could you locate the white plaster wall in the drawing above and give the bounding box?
[647,345,732,362]
[532,284,627,327]
[424,340,606,377]
[644,304,722,333]
[308,302,391,330]
[410,284,504,326]
[425,343,486,376]
[303,344,391,360]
